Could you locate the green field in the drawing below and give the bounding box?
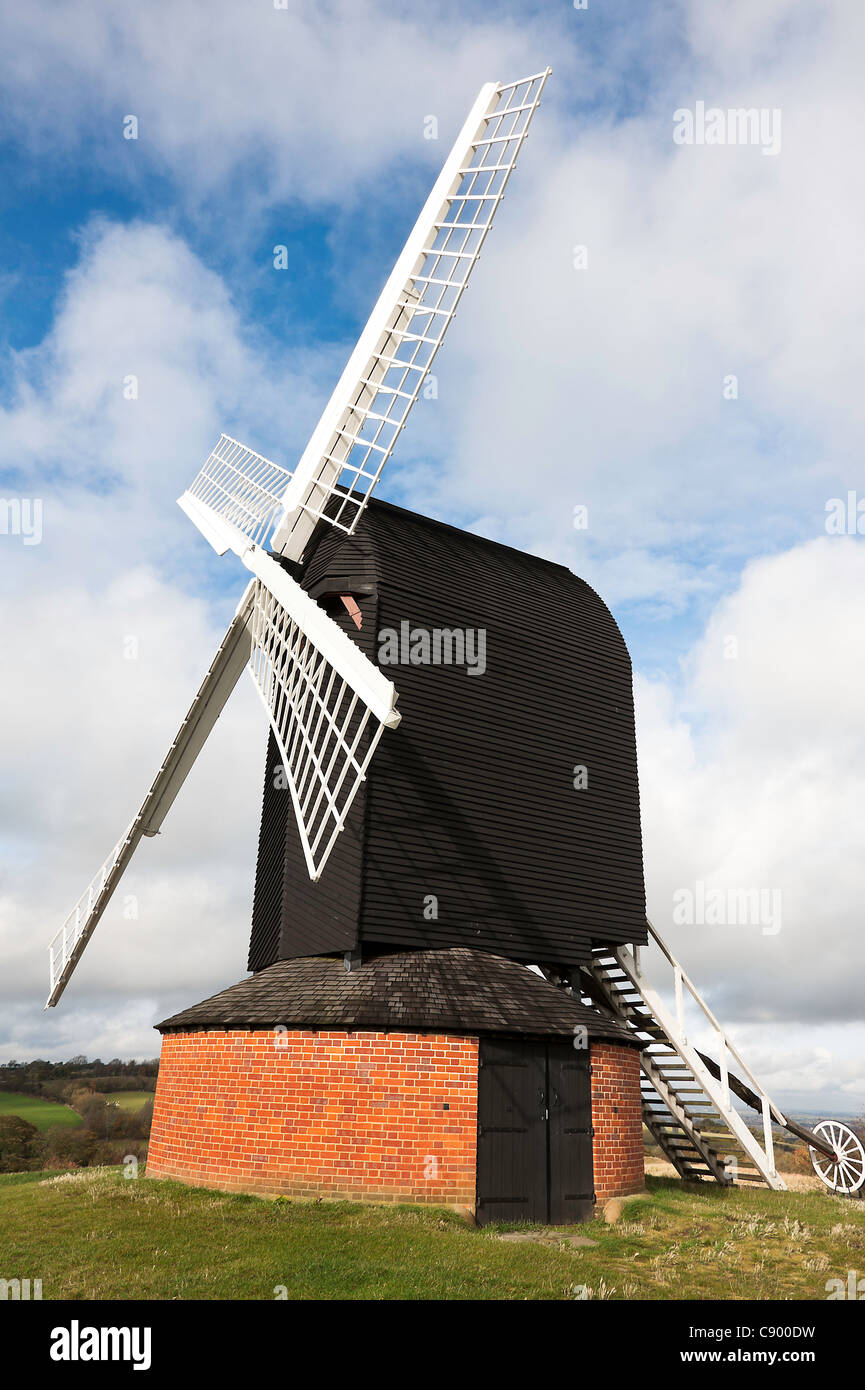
[0,1092,81,1131]
[1,1166,863,1300]
[101,1091,154,1113]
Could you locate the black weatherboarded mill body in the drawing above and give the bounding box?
[249,496,647,974]
[153,496,649,1225]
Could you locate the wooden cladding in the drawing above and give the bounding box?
[248,498,647,972]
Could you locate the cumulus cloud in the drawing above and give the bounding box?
[631,530,865,1106]
[0,0,554,204]
[4,0,862,619]
[392,0,865,621]
[0,222,293,1037]
[0,219,326,539]
[0,557,266,1034]
[634,536,865,1105]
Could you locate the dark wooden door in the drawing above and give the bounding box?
[476,1037,594,1226]
[548,1040,594,1224]
[476,1038,547,1225]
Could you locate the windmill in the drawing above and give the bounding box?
[45,71,864,1217]
[46,71,551,1005]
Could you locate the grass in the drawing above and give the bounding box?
[0,1092,81,1131]
[1,1167,863,1300]
[99,1091,154,1113]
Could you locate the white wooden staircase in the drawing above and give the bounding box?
[585,921,789,1191]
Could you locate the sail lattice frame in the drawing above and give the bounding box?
[246,576,391,879]
[179,433,294,555]
[270,70,550,561]
[177,75,550,566]
[46,823,137,1008]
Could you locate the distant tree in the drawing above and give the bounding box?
[0,1057,160,1099]
[78,1096,125,1139]
[0,1116,42,1173]
[41,1080,71,1103]
[132,1100,154,1140]
[68,1087,95,1113]
[43,1127,97,1169]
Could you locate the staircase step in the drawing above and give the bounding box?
[586,927,780,1193]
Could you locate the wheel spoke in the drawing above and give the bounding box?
[809,1120,865,1194]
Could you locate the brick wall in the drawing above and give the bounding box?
[147,1029,478,1209]
[590,1041,645,1201]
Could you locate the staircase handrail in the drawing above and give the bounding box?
[644,917,788,1129]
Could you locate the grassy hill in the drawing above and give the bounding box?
[0,1092,81,1131]
[1,1166,863,1300]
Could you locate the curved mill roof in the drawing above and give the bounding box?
[157,947,639,1045]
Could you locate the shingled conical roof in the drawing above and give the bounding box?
[157,947,638,1044]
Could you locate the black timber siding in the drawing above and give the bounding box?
[247,726,289,971]
[247,498,647,973]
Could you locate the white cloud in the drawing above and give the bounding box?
[389,0,865,613]
[0,0,553,204]
[626,536,865,1111]
[637,538,865,1040]
[5,0,862,611]
[672,1020,865,1118]
[0,222,290,1029]
[0,557,266,1008]
[1,218,321,500]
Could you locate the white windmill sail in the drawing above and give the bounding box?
[179,71,550,564]
[177,434,293,559]
[46,561,400,1007]
[45,593,257,1008]
[47,71,549,1006]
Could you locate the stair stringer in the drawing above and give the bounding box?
[586,961,731,1184]
[587,934,787,1192]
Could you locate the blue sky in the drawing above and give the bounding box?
[1,0,864,1115]
[0,1,845,660]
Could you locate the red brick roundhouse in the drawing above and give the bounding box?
[147,501,649,1223]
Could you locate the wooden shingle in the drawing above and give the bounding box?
[159,947,639,1044]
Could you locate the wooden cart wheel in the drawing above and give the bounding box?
[809,1120,865,1195]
